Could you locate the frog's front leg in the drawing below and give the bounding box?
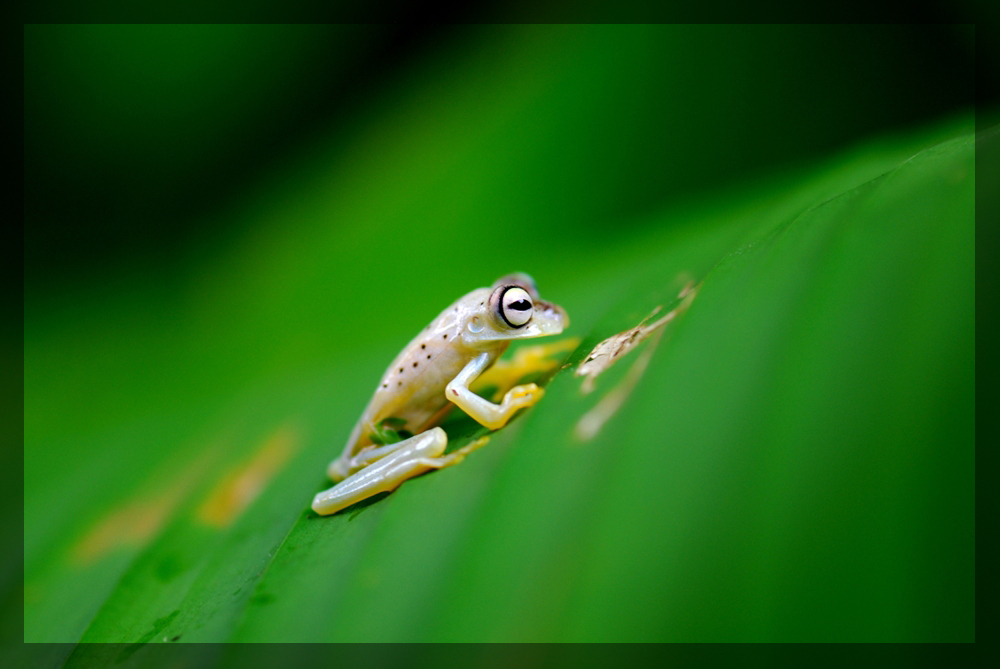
[311,428,485,515]
[447,352,544,430]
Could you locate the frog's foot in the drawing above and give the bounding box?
[502,383,543,409]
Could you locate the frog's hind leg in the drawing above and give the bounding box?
[312,428,489,515]
[336,439,416,478]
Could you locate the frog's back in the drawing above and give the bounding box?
[346,288,499,451]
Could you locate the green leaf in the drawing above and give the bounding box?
[22,29,983,663]
[21,122,974,657]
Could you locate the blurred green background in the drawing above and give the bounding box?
[19,24,982,657]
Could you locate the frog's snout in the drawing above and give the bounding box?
[535,300,569,334]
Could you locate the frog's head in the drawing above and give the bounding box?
[462,273,569,346]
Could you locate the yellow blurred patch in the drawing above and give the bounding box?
[69,450,214,565]
[196,426,299,527]
[473,337,580,401]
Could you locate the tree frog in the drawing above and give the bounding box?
[312,273,570,515]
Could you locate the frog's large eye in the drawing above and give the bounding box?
[492,273,539,300]
[499,286,534,328]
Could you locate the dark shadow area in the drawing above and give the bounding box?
[24,24,982,293]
